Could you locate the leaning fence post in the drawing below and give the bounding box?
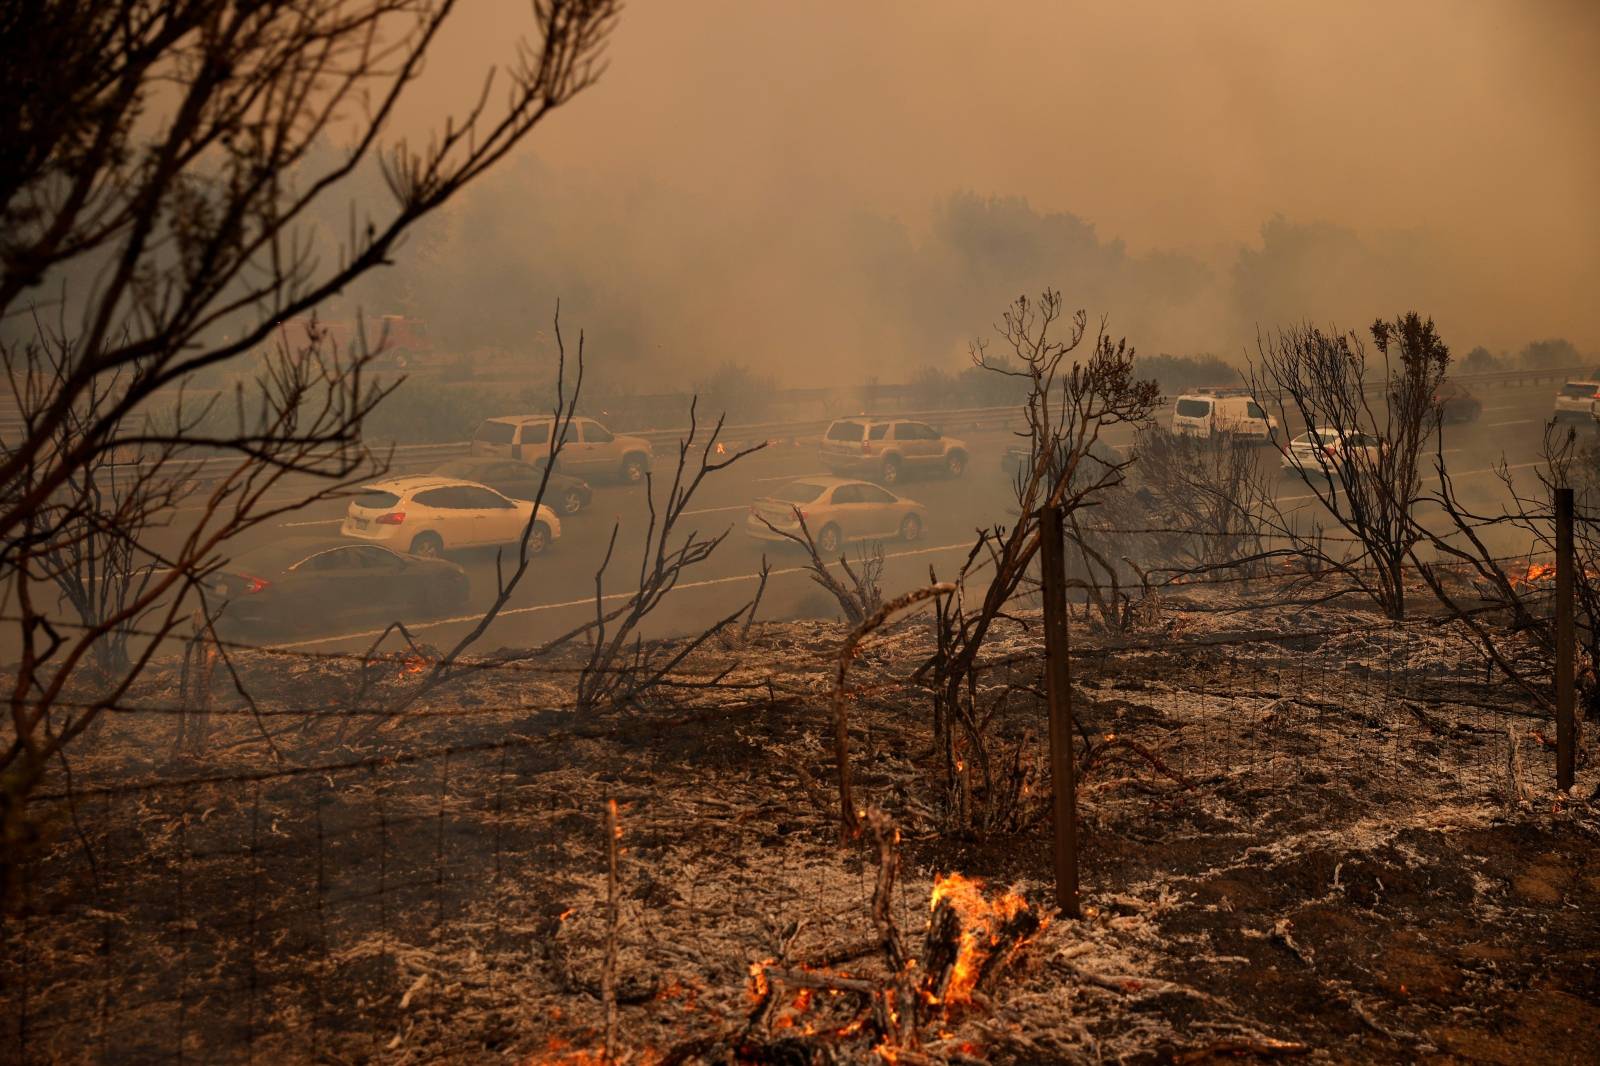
[1039,504,1081,918]
[1555,487,1575,792]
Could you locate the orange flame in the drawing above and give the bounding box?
[1508,562,1557,590]
[926,873,1033,1005]
[747,957,774,1003]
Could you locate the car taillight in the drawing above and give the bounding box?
[376,511,406,525]
[242,576,270,594]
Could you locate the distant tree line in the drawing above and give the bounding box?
[1460,337,1590,374]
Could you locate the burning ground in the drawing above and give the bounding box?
[4,577,1599,1064]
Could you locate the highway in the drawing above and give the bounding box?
[19,379,1581,662]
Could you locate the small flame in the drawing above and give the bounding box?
[747,957,774,1003]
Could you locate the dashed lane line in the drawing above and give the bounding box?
[278,505,750,529]
[679,504,751,517]
[1277,460,1543,503]
[274,539,975,649]
[754,470,829,482]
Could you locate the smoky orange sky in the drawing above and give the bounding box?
[376,0,1599,382]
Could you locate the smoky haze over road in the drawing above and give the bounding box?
[318,0,1600,386]
[69,377,1563,662]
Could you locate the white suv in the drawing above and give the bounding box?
[340,475,560,557]
[1553,381,1600,423]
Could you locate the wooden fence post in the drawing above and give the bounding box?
[1555,487,1575,792]
[1039,504,1081,917]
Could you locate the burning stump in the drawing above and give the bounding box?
[919,874,1044,1018]
[740,870,1047,1060]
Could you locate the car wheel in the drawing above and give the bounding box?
[880,457,901,485]
[945,451,967,478]
[620,455,647,484]
[899,514,922,542]
[816,523,842,555]
[410,532,444,558]
[526,522,551,556]
[561,488,584,515]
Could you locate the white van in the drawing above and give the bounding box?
[1171,391,1278,441]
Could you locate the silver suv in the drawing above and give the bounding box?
[470,415,653,483]
[818,417,968,486]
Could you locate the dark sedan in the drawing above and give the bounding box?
[212,537,469,634]
[1435,382,1482,423]
[431,457,593,515]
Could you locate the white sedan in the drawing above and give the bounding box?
[1281,429,1381,478]
[746,477,926,555]
[341,475,560,557]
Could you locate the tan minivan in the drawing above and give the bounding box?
[470,416,654,483]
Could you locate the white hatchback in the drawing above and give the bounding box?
[341,475,560,557]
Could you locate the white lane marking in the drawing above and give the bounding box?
[754,471,829,482]
[83,567,173,584]
[1484,418,1538,428]
[275,539,974,649]
[280,518,344,528]
[1278,460,1543,503]
[680,504,750,517]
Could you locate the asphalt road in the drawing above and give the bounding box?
[18,379,1580,662]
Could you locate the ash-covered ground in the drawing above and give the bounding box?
[5,580,1598,1064]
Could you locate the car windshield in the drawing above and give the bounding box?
[354,490,400,509]
[769,482,826,504]
[827,421,865,441]
[473,421,516,443]
[1560,383,1597,397]
[1175,399,1210,417]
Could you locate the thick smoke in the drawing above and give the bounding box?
[326,0,1600,382]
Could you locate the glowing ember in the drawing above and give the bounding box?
[522,1037,606,1066]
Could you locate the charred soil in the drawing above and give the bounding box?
[4,586,1598,1064]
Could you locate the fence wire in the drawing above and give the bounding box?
[0,579,1573,1064]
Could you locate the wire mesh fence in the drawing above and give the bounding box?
[0,575,1578,1063]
